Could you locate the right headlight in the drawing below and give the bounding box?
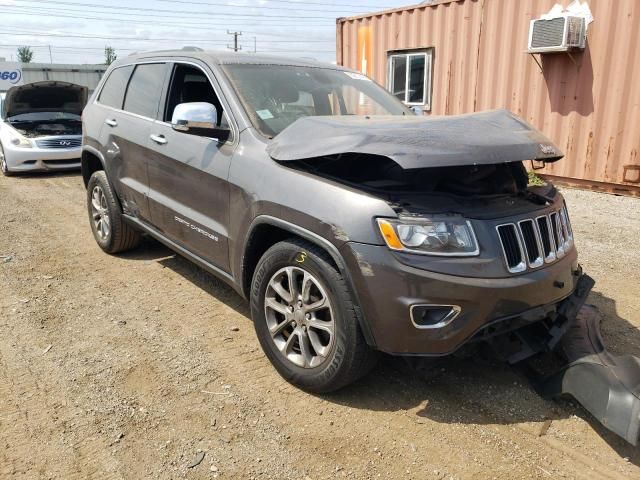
[7,128,32,148]
[377,216,479,256]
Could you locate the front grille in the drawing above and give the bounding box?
[497,205,573,273]
[35,137,81,149]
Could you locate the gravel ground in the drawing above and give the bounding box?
[0,173,639,480]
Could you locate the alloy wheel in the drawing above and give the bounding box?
[91,185,111,240]
[264,266,335,368]
[0,144,7,173]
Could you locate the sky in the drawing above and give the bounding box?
[0,0,414,65]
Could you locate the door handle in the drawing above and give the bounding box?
[150,134,167,145]
[105,118,118,127]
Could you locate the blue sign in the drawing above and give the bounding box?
[0,62,24,90]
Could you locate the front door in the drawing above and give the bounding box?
[146,62,235,272]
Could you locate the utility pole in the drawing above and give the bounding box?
[227,30,242,52]
[48,45,53,63]
[253,36,256,53]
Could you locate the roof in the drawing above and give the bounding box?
[336,0,464,23]
[113,49,347,70]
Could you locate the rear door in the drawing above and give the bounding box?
[146,61,236,271]
[97,62,169,222]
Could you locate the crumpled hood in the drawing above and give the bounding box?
[2,81,88,118]
[267,109,563,169]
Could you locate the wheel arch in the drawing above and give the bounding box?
[241,215,376,347]
[81,146,106,187]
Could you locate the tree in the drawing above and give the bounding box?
[104,46,117,65]
[17,46,33,63]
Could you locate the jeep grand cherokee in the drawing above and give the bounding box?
[81,50,587,394]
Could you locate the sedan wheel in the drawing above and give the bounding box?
[0,143,10,175]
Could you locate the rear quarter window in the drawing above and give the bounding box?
[123,63,167,119]
[98,65,134,109]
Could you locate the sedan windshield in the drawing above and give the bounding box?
[222,64,411,137]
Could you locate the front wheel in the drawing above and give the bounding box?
[86,170,141,253]
[251,239,378,393]
[0,143,12,176]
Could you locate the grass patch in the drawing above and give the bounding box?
[528,171,546,187]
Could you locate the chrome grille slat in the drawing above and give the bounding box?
[498,206,573,273]
[35,138,82,149]
[496,224,527,273]
[536,215,557,263]
[518,219,544,268]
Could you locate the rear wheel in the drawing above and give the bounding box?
[87,170,141,253]
[0,143,12,176]
[251,239,378,393]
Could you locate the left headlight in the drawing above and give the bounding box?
[377,217,479,256]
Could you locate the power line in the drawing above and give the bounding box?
[14,0,383,15]
[13,5,333,27]
[0,29,336,52]
[0,38,335,54]
[11,0,345,19]
[154,0,393,10]
[0,44,137,51]
[2,7,334,27]
[15,0,392,14]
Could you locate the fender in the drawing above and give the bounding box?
[244,215,377,347]
[80,145,107,185]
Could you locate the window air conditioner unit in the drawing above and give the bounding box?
[528,16,586,53]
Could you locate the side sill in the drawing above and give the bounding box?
[122,214,242,295]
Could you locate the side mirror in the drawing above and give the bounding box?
[171,102,230,141]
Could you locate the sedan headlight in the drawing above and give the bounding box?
[7,129,32,148]
[377,217,479,256]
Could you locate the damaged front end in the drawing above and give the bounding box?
[267,109,562,219]
[267,109,640,445]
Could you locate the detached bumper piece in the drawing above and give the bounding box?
[541,305,640,445]
[498,274,640,444]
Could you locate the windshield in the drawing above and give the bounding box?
[7,112,81,122]
[222,64,411,137]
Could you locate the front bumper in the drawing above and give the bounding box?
[340,242,580,355]
[4,142,81,172]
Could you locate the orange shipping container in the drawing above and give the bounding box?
[336,0,640,195]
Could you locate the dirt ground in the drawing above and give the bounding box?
[1,172,639,480]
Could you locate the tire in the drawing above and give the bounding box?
[87,170,141,254]
[251,238,378,393]
[0,142,13,176]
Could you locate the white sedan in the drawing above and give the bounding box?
[0,81,86,175]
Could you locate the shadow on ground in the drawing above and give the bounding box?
[119,236,640,461]
[8,170,81,180]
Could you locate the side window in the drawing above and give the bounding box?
[164,64,229,130]
[98,65,133,109]
[387,49,433,110]
[123,63,167,118]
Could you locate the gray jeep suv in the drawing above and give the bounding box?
[81,49,587,395]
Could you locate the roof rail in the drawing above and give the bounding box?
[182,46,204,51]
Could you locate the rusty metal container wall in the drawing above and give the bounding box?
[336,0,640,190]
